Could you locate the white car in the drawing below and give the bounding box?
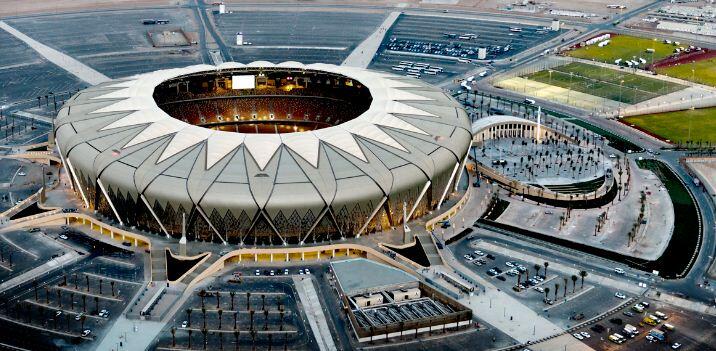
[573,333,583,340]
[18,171,26,176]
[81,329,91,337]
[269,270,275,276]
[473,250,484,256]
[284,268,289,275]
[75,313,84,321]
[254,269,261,276]
[614,267,625,274]
[505,262,515,268]
[299,269,304,275]
[304,268,311,274]
[181,320,188,328]
[672,343,682,349]
[534,286,544,293]
[615,292,627,299]
[580,331,590,338]
[609,154,617,158]
[464,254,474,261]
[59,234,69,240]
[646,335,655,342]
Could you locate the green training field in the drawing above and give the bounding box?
[656,57,716,87]
[623,107,716,143]
[524,62,686,104]
[566,34,678,65]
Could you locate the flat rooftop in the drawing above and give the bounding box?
[331,258,417,296]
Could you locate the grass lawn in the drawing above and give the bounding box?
[656,57,716,87]
[623,107,716,143]
[566,34,677,65]
[524,62,685,104]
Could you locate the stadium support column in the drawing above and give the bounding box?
[536,106,542,143]
[96,178,123,226]
[141,194,170,238]
[179,212,187,256]
[356,196,387,238]
[453,148,471,192]
[437,162,460,210]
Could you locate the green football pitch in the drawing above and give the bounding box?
[566,35,679,65]
[524,62,685,104]
[623,107,716,143]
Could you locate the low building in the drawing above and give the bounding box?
[330,258,472,342]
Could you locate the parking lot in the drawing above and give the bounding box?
[213,11,386,64]
[156,268,317,351]
[573,300,716,351]
[451,237,628,329]
[6,9,202,79]
[0,227,143,350]
[370,15,562,83]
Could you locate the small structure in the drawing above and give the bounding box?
[330,258,472,343]
[551,19,561,31]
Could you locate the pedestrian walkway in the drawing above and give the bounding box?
[0,21,110,85]
[293,276,337,351]
[342,12,400,68]
[95,315,165,351]
[0,251,81,293]
[434,252,563,344]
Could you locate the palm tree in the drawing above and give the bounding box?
[571,275,578,293]
[85,275,90,292]
[516,272,522,289]
[249,309,255,331]
[579,270,588,289]
[544,287,550,303]
[69,292,74,310]
[246,292,251,310]
[563,277,568,297]
[110,281,115,297]
[216,291,221,309]
[233,329,240,351]
[218,309,224,330]
[202,307,207,329]
[171,327,176,347]
[234,311,238,330]
[57,289,62,308]
[99,279,103,295]
[188,329,193,349]
[187,308,193,327]
[80,315,86,331]
[543,262,549,278]
[534,264,541,277]
[202,328,208,350]
[554,283,560,300]
[230,291,236,310]
[261,294,266,311]
[279,310,284,331]
[199,289,207,308]
[263,309,269,330]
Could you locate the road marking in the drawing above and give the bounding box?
[0,21,110,85]
[0,233,39,259]
[82,272,141,286]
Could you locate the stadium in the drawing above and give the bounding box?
[54,61,472,246]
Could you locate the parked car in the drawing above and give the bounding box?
[614,292,626,299]
[81,329,91,337]
[59,234,69,240]
[572,333,583,340]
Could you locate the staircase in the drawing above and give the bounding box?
[150,248,167,282]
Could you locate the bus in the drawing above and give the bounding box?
[440,272,474,293]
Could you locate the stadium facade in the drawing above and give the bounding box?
[54,62,472,245]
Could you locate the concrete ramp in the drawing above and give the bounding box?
[293,276,337,351]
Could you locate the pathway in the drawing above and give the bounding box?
[293,276,337,351]
[342,11,400,68]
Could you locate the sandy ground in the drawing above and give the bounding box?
[496,158,675,260]
[1,0,654,21]
[687,158,716,198]
[0,0,178,18]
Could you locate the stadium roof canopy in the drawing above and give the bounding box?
[54,62,471,244]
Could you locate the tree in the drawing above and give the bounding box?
[544,287,550,303]
[110,281,115,297]
[80,314,87,331]
[202,328,208,350]
[82,294,87,312]
[187,308,193,327]
[534,264,541,277]
[199,289,207,308]
[202,307,207,329]
[246,292,251,310]
[554,283,560,300]
[263,309,269,331]
[230,291,236,310]
[85,275,90,292]
[579,270,588,289]
[571,275,578,293]
[99,279,103,295]
[188,329,193,349]
[218,309,224,330]
[543,262,549,278]
[216,291,221,309]
[171,327,176,347]
[233,329,240,351]
[563,277,568,297]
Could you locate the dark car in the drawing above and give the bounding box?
[486,254,496,260]
[591,324,605,333]
[609,318,623,325]
[496,276,506,281]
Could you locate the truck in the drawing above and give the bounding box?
[655,311,669,320]
[649,328,665,341]
[623,324,639,337]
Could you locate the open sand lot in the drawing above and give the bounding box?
[0,0,177,18]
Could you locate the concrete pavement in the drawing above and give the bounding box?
[342,11,400,68]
